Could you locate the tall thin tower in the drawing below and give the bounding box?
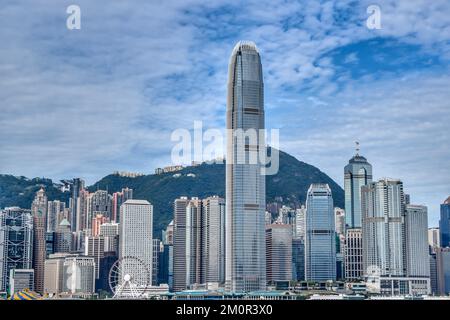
[226,41,266,292]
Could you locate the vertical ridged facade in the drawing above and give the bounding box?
[226,41,266,292]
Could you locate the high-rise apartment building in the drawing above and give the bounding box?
[226,41,266,292]
[305,184,336,282]
[47,200,65,233]
[112,188,133,222]
[69,178,85,232]
[362,179,405,277]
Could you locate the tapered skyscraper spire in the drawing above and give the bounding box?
[225,41,266,292]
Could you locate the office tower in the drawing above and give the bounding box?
[334,208,345,236]
[344,229,363,281]
[62,256,96,297]
[119,200,153,288]
[45,232,55,256]
[440,196,450,248]
[305,184,336,282]
[0,208,33,293]
[362,179,405,276]
[92,213,108,237]
[405,205,430,278]
[168,245,174,290]
[186,198,203,286]
[226,41,266,292]
[428,227,440,250]
[9,269,34,295]
[85,236,105,279]
[164,220,174,245]
[292,238,305,281]
[31,188,48,294]
[47,200,65,233]
[202,196,226,284]
[266,224,292,282]
[55,219,73,253]
[436,247,450,295]
[295,205,306,240]
[112,188,133,222]
[430,252,438,295]
[44,253,74,297]
[152,239,160,286]
[99,222,119,253]
[97,251,117,294]
[173,197,190,292]
[344,146,372,229]
[158,244,170,285]
[69,178,85,232]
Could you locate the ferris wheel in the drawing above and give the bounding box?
[108,256,151,299]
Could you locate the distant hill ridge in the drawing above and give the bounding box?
[0,149,344,236]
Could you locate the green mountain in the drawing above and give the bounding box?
[0,149,344,237]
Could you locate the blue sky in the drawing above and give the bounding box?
[0,0,449,225]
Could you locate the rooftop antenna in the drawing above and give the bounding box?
[355,141,360,156]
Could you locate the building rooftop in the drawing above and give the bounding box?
[123,199,151,205]
[232,40,259,55]
[59,218,70,226]
[444,196,450,205]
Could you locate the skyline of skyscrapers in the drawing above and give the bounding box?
[0,39,447,300]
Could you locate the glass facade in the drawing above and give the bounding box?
[361,179,405,277]
[226,41,266,292]
[0,207,33,293]
[439,197,450,248]
[305,184,336,282]
[344,154,372,229]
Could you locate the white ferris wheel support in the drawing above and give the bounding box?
[108,256,150,299]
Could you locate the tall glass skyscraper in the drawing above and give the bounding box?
[439,196,450,248]
[225,41,266,292]
[344,148,372,229]
[0,207,34,293]
[362,179,405,277]
[305,184,336,282]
